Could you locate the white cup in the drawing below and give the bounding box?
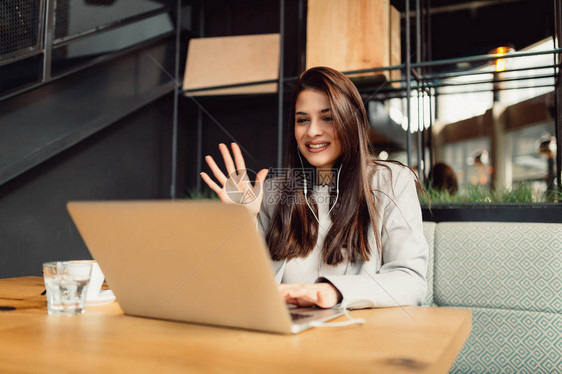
[87,262,105,301]
[69,260,105,301]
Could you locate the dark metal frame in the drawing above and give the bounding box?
[170,0,182,199]
[180,0,289,196]
[3,0,559,195]
[277,0,286,169]
[554,0,562,193]
[0,0,180,188]
[42,0,55,81]
[53,6,170,48]
[0,0,173,102]
[0,0,46,66]
[178,0,562,194]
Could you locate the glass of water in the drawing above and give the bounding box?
[43,261,92,315]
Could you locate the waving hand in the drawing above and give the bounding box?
[200,143,268,216]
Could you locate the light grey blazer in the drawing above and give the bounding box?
[257,162,428,309]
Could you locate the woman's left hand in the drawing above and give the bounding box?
[279,283,342,308]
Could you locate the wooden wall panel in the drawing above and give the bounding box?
[389,5,401,84]
[306,0,393,78]
[183,34,280,96]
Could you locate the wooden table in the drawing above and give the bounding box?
[0,277,471,373]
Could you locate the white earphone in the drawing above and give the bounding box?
[297,149,342,223]
[295,150,372,329]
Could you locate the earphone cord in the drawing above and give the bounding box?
[308,297,376,328]
[297,150,342,224]
[296,151,369,329]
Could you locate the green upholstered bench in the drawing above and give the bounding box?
[422,221,561,373]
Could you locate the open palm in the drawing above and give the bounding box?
[200,143,268,216]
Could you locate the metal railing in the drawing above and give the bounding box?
[0,0,172,101]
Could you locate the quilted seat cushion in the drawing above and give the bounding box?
[449,307,562,374]
[434,222,561,313]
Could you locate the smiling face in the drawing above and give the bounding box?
[294,89,343,170]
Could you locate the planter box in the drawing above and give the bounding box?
[422,203,562,223]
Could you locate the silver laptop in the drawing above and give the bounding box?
[67,200,344,334]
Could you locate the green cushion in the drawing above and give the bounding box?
[434,222,562,313]
[449,307,562,373]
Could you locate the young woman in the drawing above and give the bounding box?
[201,67,428,309]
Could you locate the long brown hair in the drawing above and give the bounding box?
[265,66,386,265]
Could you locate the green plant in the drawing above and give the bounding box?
[545,187,562,203]
[419,182,559,205]
[185,187,219,200]
[496,183,534,203]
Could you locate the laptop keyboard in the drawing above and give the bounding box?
[290,312,313,322]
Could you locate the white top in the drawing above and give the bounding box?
[257,162,429,308]
[281,185,348,284]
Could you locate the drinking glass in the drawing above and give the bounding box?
[43,261,92,315]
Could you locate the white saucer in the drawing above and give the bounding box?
[86,290,116,306]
